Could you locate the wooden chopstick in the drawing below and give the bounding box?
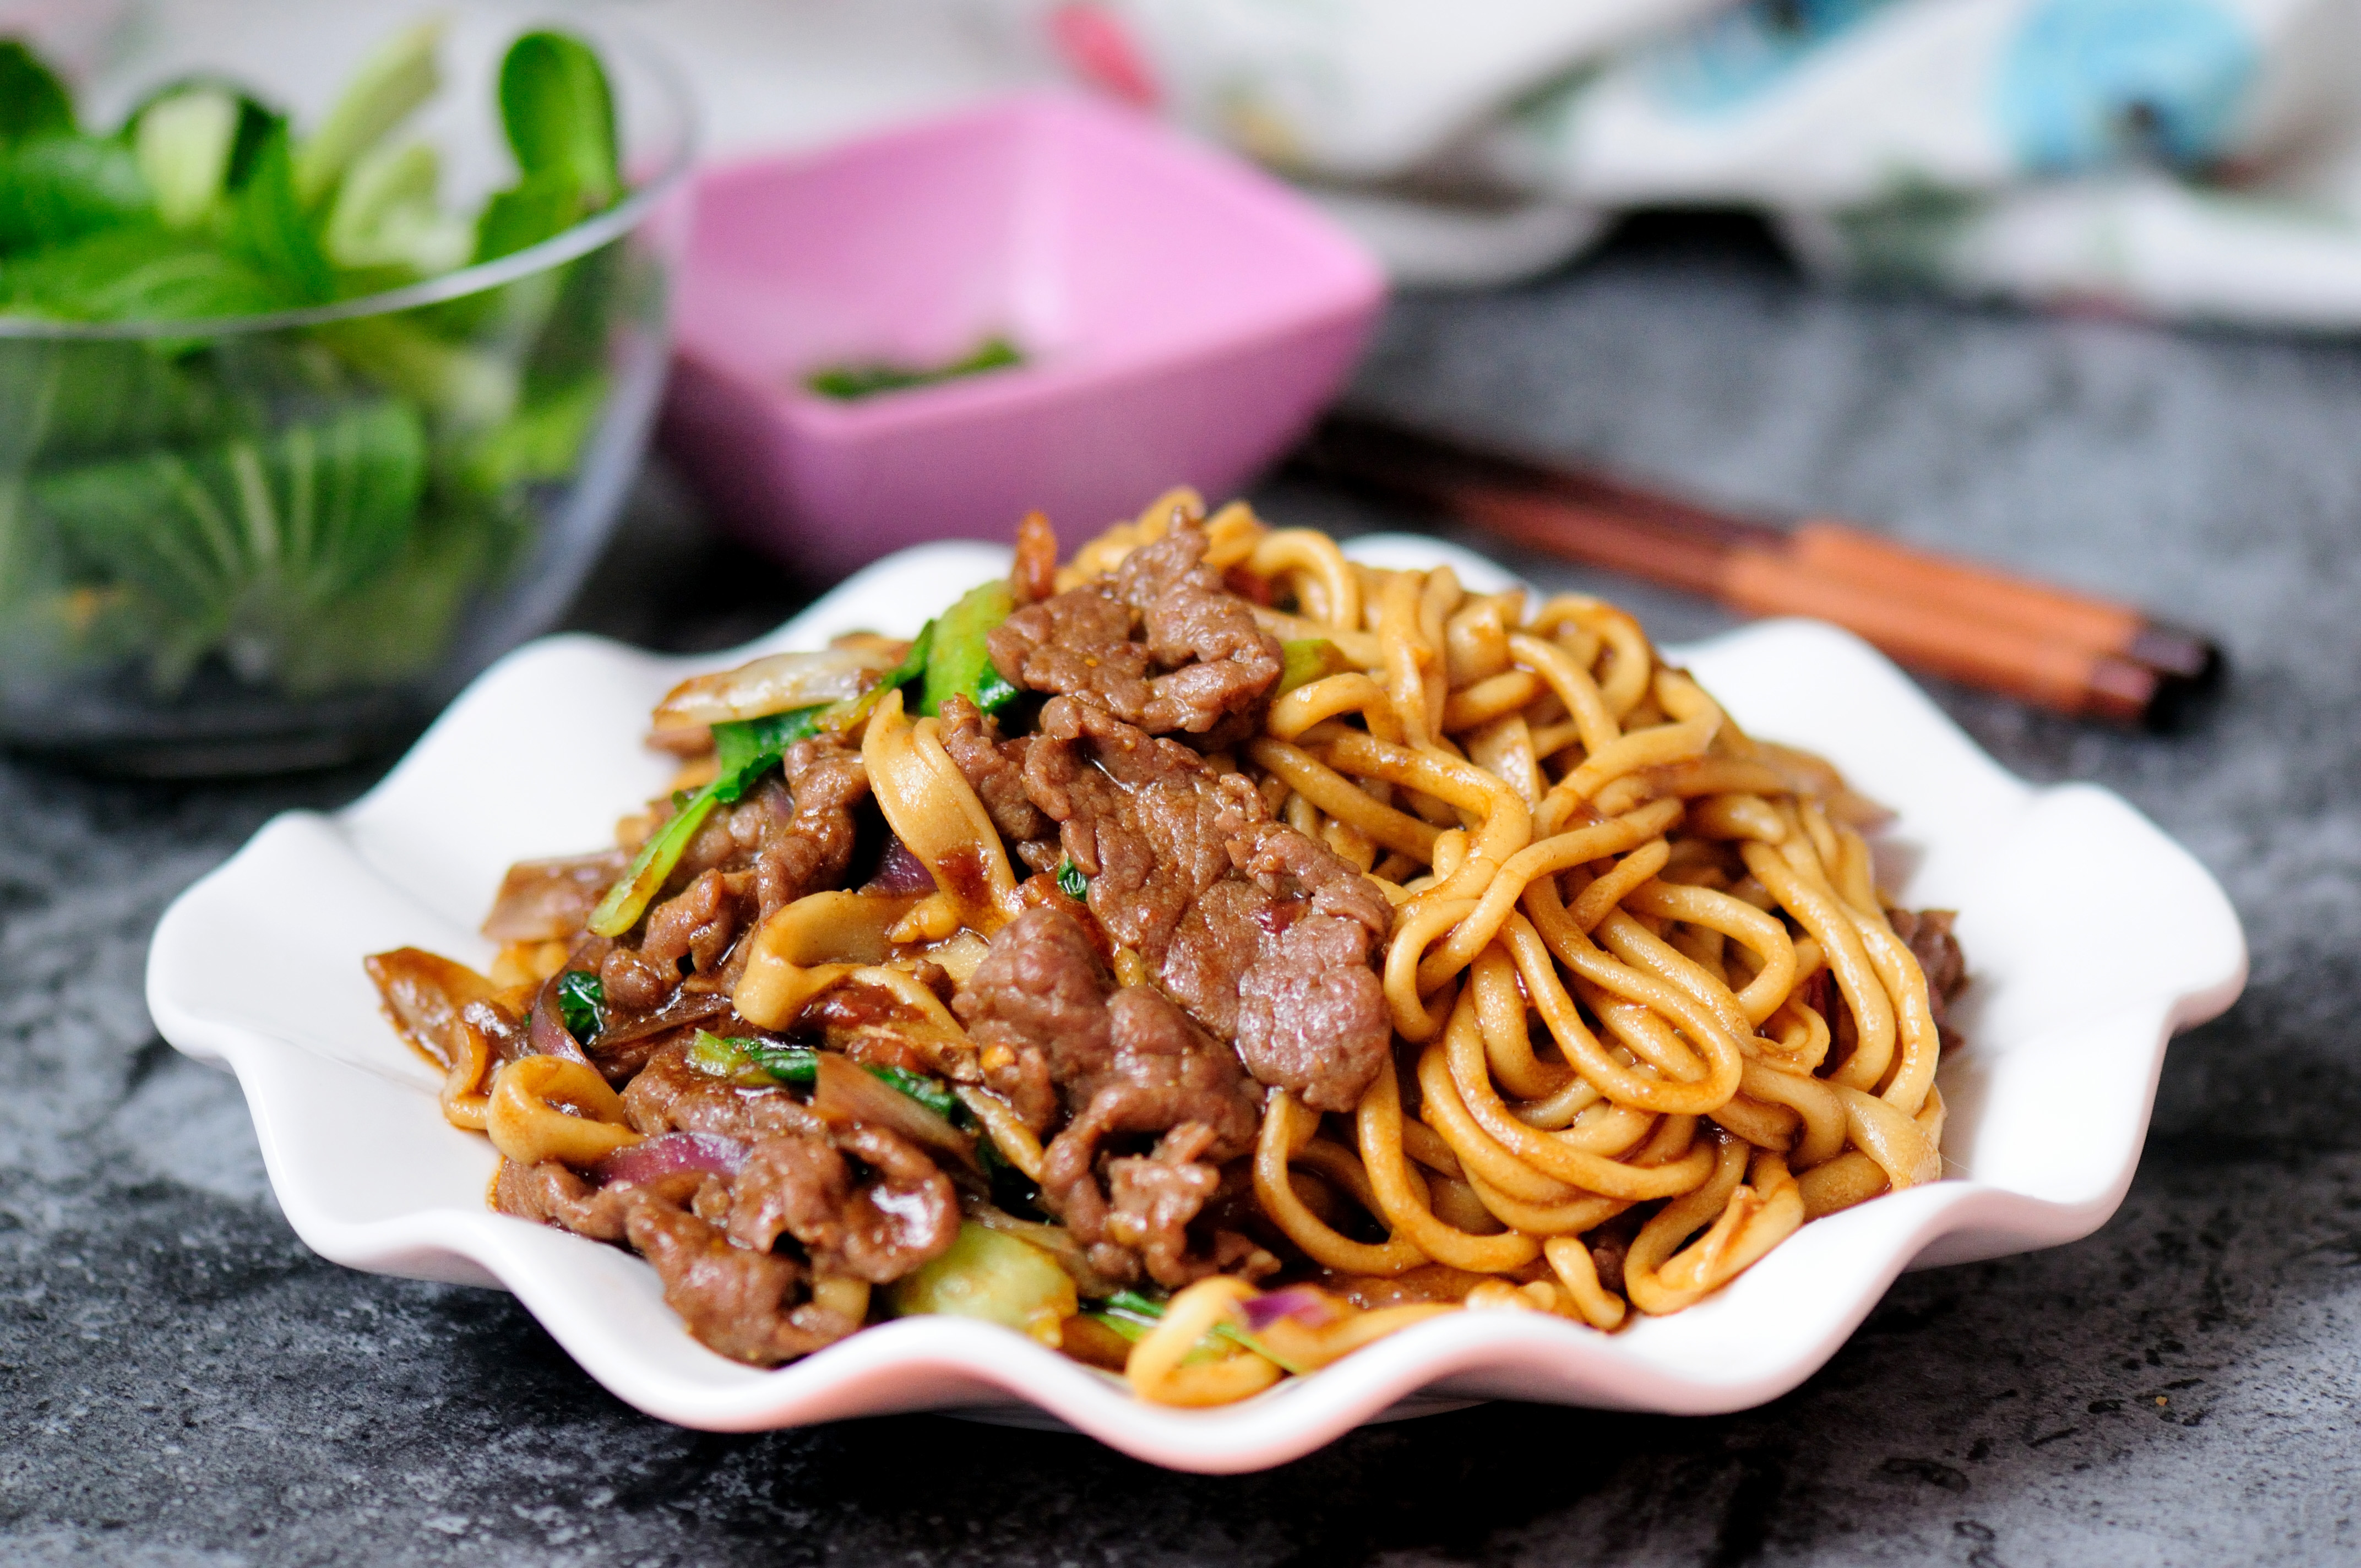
[1293,414,2223,728]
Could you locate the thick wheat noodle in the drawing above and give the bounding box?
[1468,944,1570,1100]
[1566,836,1676,933]
[1249,737,1437,859]
[1444,669,1544,731]
[1254,1090,1427,1275]
[1269,673,1405,744]
[1505,632,1620,758]
[1739,840,1898,1091]
[1620,879,1799,1025]
[1593,911,1756,1053]
[1496,913,1733,1115]
[1358,1055,1541,1272]
[1248,528,1359,629]
[1413,805,1679,992]
[1432,998,1718,1201]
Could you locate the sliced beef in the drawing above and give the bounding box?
[624,1198,857,1364]
[1022,696,1266,962]
[939,695,1052,848]
[623,1040,833,1144]
[1216,823,1393,1113]
[987,518,1281,741]
[726,1123,958,1281]
[1036,981,1261,1289]
[494,1159,705,1242]
[1016,699,1394,1113]
[951,905,1113,1133]
[641,868,739,977]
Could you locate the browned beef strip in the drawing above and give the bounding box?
[481,851,628,942]
[724,1123,956,1281]
[1021,696,1266,962]
[938,695,1052,847]
[624,1198,858,1365]
[493,1160,705,1242]
[987,519,1281,739]
[1217,823,1392,1113]
[622,1041,833,1143]
[953,906,1112,1133]
[1038,986,1261,1289]
[1016,699,1392,1112]
[1102,1124,1222,1288]
[642,868,738,977]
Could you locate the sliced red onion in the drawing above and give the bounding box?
[1241,1286,1337,1333]
[591,1131,748,1188]
[866,834,938,896]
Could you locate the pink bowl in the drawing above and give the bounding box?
[660,94,1386,580]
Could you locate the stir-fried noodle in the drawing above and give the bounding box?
[369,490,1965,1403]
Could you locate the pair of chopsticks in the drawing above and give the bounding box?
[1293,414,2222,728]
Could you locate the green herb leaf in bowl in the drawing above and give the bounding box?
[806,335,1025,401]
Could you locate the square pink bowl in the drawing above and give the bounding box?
[659,93,1386,581]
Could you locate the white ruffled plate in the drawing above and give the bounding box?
[146,535,2246,1473]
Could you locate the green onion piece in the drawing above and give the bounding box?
[555,970,603,1041]
[918,580,1016,718]
[585,785,720,938]
[1090,1287,1307,1373]
[1054,856,1089,902]
[865,1063,966,1124]
[1276,638,1354,698]
[687,1031,816,1088]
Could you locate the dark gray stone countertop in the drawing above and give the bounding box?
[7,219,2361,1565]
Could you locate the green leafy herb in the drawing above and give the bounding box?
[918,579,1019,718]
[0,29,637,712]
[555,969,603,1041]
[807,336,1024,401]
[1055,856,1089,902]
[292,19,442,209]
[221,123,333,304]
[0,42,73,147]
[498,31,618,208]
[0,134,151,254]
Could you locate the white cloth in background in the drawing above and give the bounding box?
[969,0,2361,329]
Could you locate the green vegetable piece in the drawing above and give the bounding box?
[0,134,151,254]
[1054,857,1088,902]
[29,399,427,690]
[888,1221,1078,1346]
[865,1063,964,1124]
[806,336,1025,401]
[1092,1288,1303,1372]
[134,89,239,229]
[497,31,617,207]
[710,705,830,799]
[556,970,603,1041]
[292,18,443,209]
[742,1039,818,1087]
[324,140,471,274]
[1276,637,1354,697]
[0,41,73,147]
[222,123,333,304]
[586,786,720,938]
[978,1135,1043,1217]
[0,228,286,322]
[686,1031,820,1088]
[471,170,584,264]
[918,579,1017,718]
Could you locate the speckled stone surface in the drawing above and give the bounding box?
[8,219,2361,1565]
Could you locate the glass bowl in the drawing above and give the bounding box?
[0,3,695,775]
